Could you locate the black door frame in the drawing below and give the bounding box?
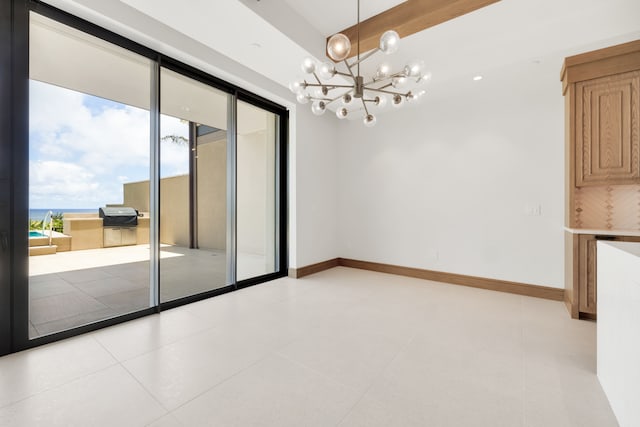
[1,0,289,356]
[0,0,19,357]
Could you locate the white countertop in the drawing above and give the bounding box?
[564,227,640,237]
[602,240,640,257]
[597,241,640,427]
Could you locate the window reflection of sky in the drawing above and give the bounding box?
[29,80,189,209]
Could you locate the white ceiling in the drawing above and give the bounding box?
[46,0,640,114]
[31,11,269,134]
[120,0,639,93]
[282,0,406,36]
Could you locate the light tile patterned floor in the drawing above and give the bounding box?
[1,267,618,426]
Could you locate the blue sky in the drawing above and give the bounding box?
[29,80,189,209]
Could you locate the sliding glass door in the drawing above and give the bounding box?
[159,67,231,302]
[237,101,279,281]
[28,13,153,338]
[10,3,287,352]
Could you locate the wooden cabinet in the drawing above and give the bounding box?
[575,70,640,186]
[577,234,598,315]
[562,40,640,189]
[562,40,640,319]
[566,233,640,319]
[103,227,137,247]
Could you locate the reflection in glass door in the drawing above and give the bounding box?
[20,7,287,347]
[237,101,278,281]
[159,68,231,302]
[28,13,152,338]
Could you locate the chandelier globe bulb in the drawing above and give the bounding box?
[327,33,351,62]
[363,114,377,127]
[311,100,327,115]
[379,30,400,54]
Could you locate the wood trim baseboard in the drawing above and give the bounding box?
[338,258,565,301]
[288,258,340,278]
[289,257,564,301]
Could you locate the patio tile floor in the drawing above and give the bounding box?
[28,244,268,338]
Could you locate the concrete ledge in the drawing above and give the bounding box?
[29,245,57,256]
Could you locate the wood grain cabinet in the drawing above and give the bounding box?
[577,234,598,316]
[575,70,640,186]
[562,40,640,319]
[567,233,640,320]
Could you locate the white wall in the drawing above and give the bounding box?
[292,106,340,267]
[337,58,565,288]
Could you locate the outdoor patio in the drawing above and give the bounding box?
[28,244,267,338]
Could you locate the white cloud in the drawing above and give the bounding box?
[30,80,150,173]
[30,81,150,206]
[29,160,102,205]
[29,80,195,207]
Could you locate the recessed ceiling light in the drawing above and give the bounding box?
[473,75,483,81]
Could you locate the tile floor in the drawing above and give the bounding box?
[29,245,268,338]
[2,267,618,426]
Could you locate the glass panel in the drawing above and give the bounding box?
[28,13,152,338]
[237,101,278,281]
[159,67,230,302]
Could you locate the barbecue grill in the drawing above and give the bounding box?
[99,207,138,227]
[99,207,139,247]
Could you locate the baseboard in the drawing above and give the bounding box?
[338,258,564,301]
[289,257,564,301]
[288,258,340,278]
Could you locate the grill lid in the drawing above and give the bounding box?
[99,207,138,227]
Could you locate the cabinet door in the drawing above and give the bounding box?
[578,235,597,315]
[575,70,640,186]
[121,227,136,246]
[103,228,121,247]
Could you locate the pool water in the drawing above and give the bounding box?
[29,231,46,237]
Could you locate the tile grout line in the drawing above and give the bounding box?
[333,328,422,426]
[0,348,120,412]
[165,349,278,416]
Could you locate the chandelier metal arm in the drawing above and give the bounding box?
[361,98,370,117]
[348,48,379,68]
[364,87,410,97]
[304,83,354,90]
[370,72,408,86]
[343,59,357,80]
[326,95,344,105]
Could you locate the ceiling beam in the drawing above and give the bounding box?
[328,0,501,60]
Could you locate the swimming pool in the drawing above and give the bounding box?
[29,231,46,237]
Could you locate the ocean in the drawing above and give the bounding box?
[29,208,98,221]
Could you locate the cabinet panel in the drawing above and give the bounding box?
[578,235,598,315]
[575,70,640,186]
[103,227,137,247]
[569,234,640,319]
[121,227,136,245]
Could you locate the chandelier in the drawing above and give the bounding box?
[289,0,430,127]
